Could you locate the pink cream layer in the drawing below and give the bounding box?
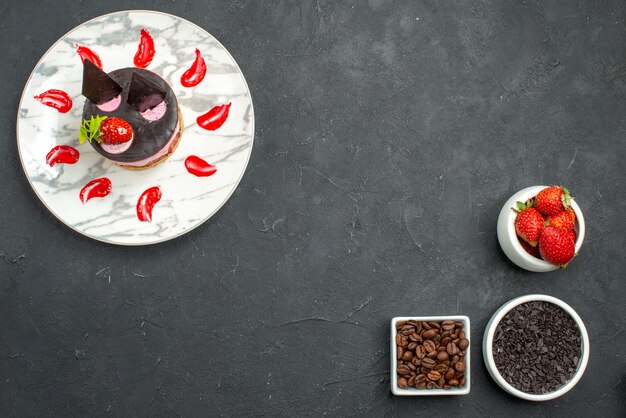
[141,101,167,121]
[116,119,181,168]
[97,95,121,112]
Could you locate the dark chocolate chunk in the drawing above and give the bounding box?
[82,60,123,105]
[126,71,166,112]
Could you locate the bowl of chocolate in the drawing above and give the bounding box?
[391,316,471,396]
[483,295,590,401]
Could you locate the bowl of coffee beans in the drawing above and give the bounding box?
[391,316,470,396]
[483,294,590,401]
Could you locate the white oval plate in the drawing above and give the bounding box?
[17,10,254,245]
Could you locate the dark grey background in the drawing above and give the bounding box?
[1,1,625,416]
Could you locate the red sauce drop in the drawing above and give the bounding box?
[75,44,103,69]
[197,103,231,131]
[133,29,155,68]
[34,89,73,113]
[137,186,162,222]
[181,49,207,87]
[79,177,112,204]
[46,145,79,166]
[185,155,217,177]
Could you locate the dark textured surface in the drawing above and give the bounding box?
[1,1,625,416]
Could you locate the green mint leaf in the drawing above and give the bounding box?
[78,115,107,144]
[78,126,87,144]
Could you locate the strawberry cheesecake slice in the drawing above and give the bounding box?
[80,60,182,169]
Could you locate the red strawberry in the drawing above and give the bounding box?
[546,209,576,230]
[534,186,571,216]
[538,226,576,267]
[565,229,577,245]
[519,238,541,258]
[514,200,544,247]
[100,117,133,144]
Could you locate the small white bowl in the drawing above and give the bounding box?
[390,316,471,396]
[482,294,590,401]
[497,185,585,272]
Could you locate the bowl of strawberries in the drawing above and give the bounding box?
[497,185,585,272]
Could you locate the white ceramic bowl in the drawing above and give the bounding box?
[497,185,585,272]
[390,316,471,396]
[482,294,590,401]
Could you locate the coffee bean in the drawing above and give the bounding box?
[427,370,441,381]
[400,335,408,347]
[423,340,436,352]
[455,361,466,372]
[398,377,408,388]
[446,342,459,355]
[434,363,449,373]
[459,330,465,339]
[408,375,416,387]
[397,347,404,360]
[426,382,436,389]
[415,345,426,359]
[443,384,453,389]
[437,351,449,362]
[409,333,420,342]
[454,321,464,328]
[402,351,413,361]
[448,378,459,386]
[459,338,469,351]
[426,350,438,360]
[442,320,455,331]
[459,377,466,386]
[401,325,415,336]
[438,377,446,387]
[423,329,438,340]
[407,342,418,351]
[451,355,460,364]
[428,321,441,329]
[421,358,436,369]
[407,362,417,371]
[411,356,421,366]
[397,365,410,375]
[445,369,456,380]
[396,321,407,329]
[422,321,432,330]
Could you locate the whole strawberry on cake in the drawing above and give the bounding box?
[79,60,183,169]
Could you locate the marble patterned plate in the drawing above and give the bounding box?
[17,10,254,245]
